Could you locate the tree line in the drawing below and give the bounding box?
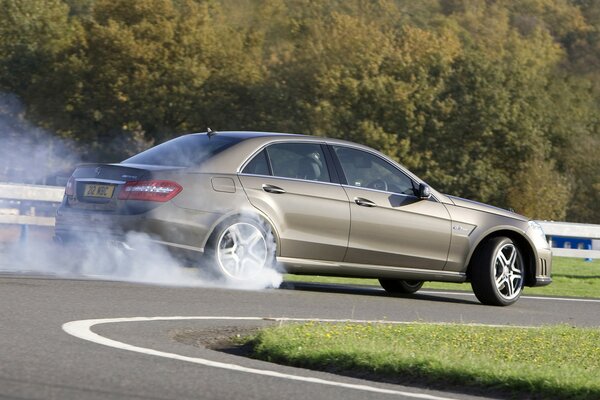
[0,0,599,223]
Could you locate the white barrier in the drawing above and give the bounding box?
[536,221,600,259]
[0,183,64,228]
[0,182,64,202]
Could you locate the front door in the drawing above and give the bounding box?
[331,145,452,270]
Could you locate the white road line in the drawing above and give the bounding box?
[419,290,600,303]
[520,295,600,303]
[63,316,461,400]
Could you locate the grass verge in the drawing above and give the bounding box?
[246,322,600,399]
[283,257,600,298]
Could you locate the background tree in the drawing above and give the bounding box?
[0,0,598,222]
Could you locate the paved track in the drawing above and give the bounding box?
[1,273,598,400]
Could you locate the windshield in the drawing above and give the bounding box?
[122,134,242,167]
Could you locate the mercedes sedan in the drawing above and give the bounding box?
[55,131,552,305]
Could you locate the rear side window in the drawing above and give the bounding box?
[267,143,331,183]
[242,149,270,175]
[242,143,332,182]
[123,134,242,167]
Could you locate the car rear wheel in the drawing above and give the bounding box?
[379,279,424,294]
[205,217,276,281]
[471,236,524,306]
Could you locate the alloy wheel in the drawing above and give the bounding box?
[494,243,523,301]
[216,222,268,279]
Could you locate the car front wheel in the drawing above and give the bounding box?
[471,236,525,306]
[379,279,424,294]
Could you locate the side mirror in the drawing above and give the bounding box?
[418,183,432,200]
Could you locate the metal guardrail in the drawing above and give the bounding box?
[0,183,598,259]
[537,221,600,259]
[0,183,64,227]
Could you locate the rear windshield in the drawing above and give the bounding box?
[122,134,242,167]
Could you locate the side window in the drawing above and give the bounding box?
[333,146,415,195]
[266,143,331,183]
[242,149,270,175]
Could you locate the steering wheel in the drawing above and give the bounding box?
[367,179,388,192]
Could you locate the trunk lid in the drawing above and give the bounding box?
[65,163,184,213]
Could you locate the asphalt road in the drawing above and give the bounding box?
[1,273,599,400]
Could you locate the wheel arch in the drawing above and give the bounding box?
[466,229,536,286]
[201,209,281,255]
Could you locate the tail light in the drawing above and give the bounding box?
[65,176,75,196]
[118,180,182,202]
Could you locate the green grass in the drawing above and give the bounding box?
[283,257,600,298]
[247,322,600,399]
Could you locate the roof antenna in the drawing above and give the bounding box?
[207,127,217,138]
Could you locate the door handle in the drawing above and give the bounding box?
[262,184,286,194]
[354,197,376,207]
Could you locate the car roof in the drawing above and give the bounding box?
[184,130,367,148]
[190,130,377,173]
[187,131,301,139]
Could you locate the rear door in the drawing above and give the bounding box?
[238,141,350,261]
[331,145,452,270]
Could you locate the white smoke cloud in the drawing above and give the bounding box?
[0,93,78,185]
[0,93,282,291]
[1,231,282,290]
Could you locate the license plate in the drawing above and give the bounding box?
[83,184,115,198]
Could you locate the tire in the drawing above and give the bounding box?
[204,216,276,281]
[379,279,424,294]
[470,236,525,306]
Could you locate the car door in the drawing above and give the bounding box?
[238,141,350,261]
[331,145,452,270]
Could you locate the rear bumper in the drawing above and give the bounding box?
[53,229,204,267]
[54,202,219,255]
